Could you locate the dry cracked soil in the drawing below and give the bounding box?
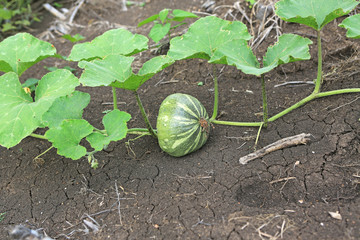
[1,0,360,239]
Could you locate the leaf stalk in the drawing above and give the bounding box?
[112,86,118,110]
[30,133,48,140]
[313,30,322,94]
[260,74,268,127]
[210,66,219,121]
[133,91,158,138]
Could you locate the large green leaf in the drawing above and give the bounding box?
[80,54,174,90]
[42,91,91,128]
[68,28,149,61]
[210,39,265,75]
[45,119,94,160]
[263,34,313,66]
[0,33,56,76]
[79,55,134,87]
[111,55,175,90]
[0,70,79,148]
[210,34,312,76]
[339,14,360,39]
[86,110,131,151]
[167,16,252,60]
[275,0,359,30]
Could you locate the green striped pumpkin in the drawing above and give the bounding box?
[157,93,210,157]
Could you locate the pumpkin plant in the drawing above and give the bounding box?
[68,28,175,139]
[0,28,177,167]
[138,8,198,43]
[1,1,360,165]
[167,16,313,129]
[269,0,360,121]
[168,1,360,130]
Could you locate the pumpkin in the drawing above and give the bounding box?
[157,93,210,157]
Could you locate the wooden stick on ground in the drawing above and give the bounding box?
[239,133,312,165]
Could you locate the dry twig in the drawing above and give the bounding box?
[269,177,296,184]
[239,133,312,165]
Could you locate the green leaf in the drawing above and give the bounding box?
[149,23,171,42]
[42,91,91,128]
[111,55,175,90]
[22,78,39,92]
[0,212,6,222]
[275,0,359,30]
[172,9,198,22]
[62,33,86,42]
[263,34,313,66]
[159,9,170,23]
[79,55,134,87]
[210,34,312,76]
[0,8,12,19]
[245,0,256,5]
[53,2,63,8]
[2,23,16,32]
[68,29,148,61]
[15,20,30,26]
[80,54,174,90]
[339,14,360,39]
[0,33,56,75]
[210,39,266,75]
[167,16,252,60]
[45,119,94,160]
[35,70,78,101]
[0,70,79,148]
[44,65,76,72]
[87,110,131,151]
[138,13,159,27]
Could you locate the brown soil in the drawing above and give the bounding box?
[1,0,360,239]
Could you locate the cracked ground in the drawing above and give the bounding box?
[1,0,360,239]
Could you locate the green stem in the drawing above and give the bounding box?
[168,29,171,42]
[112,87,118,110]
[210,65,219,121]
[316,88,360,98]
[211,119,263,127]
[254,122,264,150]
[268,93,316,122]
[260,74,268,127]
[34,146,54,160]
[94,128,106,134]
[133,91,158,138]
[127,128,156,135]
[268,88,360,122]
[313,30,322,94]
[30,133,48,140]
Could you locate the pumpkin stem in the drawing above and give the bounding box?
[133,91,158,138]
[199,117,209,133]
